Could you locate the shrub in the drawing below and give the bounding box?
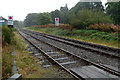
[32,24,55,28]
[32,23,73,31]
[68,10,113,29]
[2,27,14,46]
[87,24,120,33]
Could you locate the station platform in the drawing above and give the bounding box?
[70,65,119,79]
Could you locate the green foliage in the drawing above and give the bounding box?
[37,12,53,25]
[14,20,24,28]
[2,46,13,79]
[28,27,119,42]
[60,4,69,24]
[2,27,14,45]
[70,1,104,14]
[24,13,38,27]
[50,4,69,24]
[72,29,119,42]
[106,2,120,25]
[67,1,113,29]
[88,32,119,41]
[27,27,119,47]
[68,9,112,29]
[51,10,61,23]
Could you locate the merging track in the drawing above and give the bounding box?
[19,29,120,79]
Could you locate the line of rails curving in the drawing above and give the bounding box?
[19,29,120,79]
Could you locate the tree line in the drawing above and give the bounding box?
[15,1,120,29]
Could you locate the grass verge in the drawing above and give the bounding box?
[26,27,119,48]
[2,45,13,79]
[2,27,15,79]
[14,32,51,78]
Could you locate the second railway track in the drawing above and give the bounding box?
[24,29,120,58]
[19,29,120,79]
[21,29,120,70]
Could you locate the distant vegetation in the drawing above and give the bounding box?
[23,1,120,48]
[22,1,120,29]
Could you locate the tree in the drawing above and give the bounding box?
[60,4,69,24]
[51,4,69,24]
[106,2,120,25]
[51,10,61,24]
[93,2,104,11]
[24,13,38,27]
[70,1,104,13]
[67,1,111,29]
[68,10,112,29]
[14,20,23,28]
[37,12,53,25]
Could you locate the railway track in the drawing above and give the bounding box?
[23,29,120,58]
[21,29,120,70]
[19,29,120,79]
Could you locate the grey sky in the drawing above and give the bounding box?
[0,0,108,21]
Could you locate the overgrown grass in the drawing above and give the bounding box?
[26,27,119,48]
[2,46,13,79]
[2,27,15,79]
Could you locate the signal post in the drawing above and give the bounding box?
[55,18,59,26]
[8,16,13,28]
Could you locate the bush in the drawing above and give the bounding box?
[87,24,120,33]
[68,10,113,29]
[2,27,14,45]
[37,12,53,25]
[71,29,98,36]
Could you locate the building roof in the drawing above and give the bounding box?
[0,16,7,21]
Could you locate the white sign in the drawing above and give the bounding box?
[55,18,59,26]
[8,20,13,25]
[8,16,13,25]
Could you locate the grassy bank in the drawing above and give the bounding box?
[2,27,15,79]
[26,27,119,48]
[2,45,13,79]
[2,27,48,79]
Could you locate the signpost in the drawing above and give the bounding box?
[8,16,13,28]
[55,18,59,26]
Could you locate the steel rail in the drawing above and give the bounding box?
[20,30,120,77]
[19,31,80,79]
[24,29,120,58]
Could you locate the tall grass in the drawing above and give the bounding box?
[27,27,119,48]
[2,46,13,79]
[2,27,15,79]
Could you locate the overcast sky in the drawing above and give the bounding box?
[0,0,108,21]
